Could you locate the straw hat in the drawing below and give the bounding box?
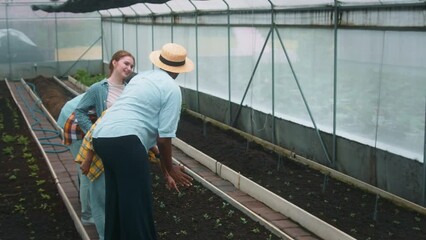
[149,43,194,73]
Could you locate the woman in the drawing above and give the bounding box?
[74,50,135,240]
[92,43,193,240]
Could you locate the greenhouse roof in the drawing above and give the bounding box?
[16,0,426,14]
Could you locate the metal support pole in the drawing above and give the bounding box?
[129,6,139,73]
[267,0,276,145]
[223,0,231,125]
[5,3,12,79]
[61,36,102,77]
[108,10,113,59]
[54,8,59,75]
[97,11,105,75]
[165,3,174,42]
[117,8,125,50]
[232,28,273,128]
[423,98,426,206]
[143,4,155,69]
[332,0,339,168]
[275,28,332,166]
[189,1,200,112]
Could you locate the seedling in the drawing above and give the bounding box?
[173,215,181,223]
[226,232,234,239]
[214,218,222,228]
[3,146,14,156]
[2,134,16,143]
[227,210,234,217]
[36,180,45,186]
[16,136,29,145]
[176,230,187,236]
[13,204,26,214]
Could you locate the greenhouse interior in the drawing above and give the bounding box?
[0,0,425,239]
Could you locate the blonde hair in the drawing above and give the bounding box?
[108,50,135,77]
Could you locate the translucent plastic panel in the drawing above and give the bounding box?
[102,21,113,62]
[98,10,112,17]
[375,31,426,161]
[7,4,51,19]
[226,0,271,10]
[230,27,273,110]
[0,5,5,22]
[173,26,196,90]
[56,18,101,61]
[337,29,426,161]
[152,25,172,51]
[136,24,154,71]
[271,0,421,7]
[5,4,99,19]
[274,28,334,129]
[192,0,227,11]
[129,3,153,15]
[3,0,66,2]
[166,0,197,13]
[5,15,56,63]
[272,0,332,8]
[339,0,423,4]
[197,27,229,100]
[123,24,138,69]
[108,8,124,17]
[144,3,172,15]
[336,30,382,145]
[119,7,138,16]
[110,22,124,55]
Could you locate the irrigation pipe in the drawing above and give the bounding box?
[5,79,90,240]
[19,79,68,153]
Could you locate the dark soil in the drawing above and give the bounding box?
[25,76,75,119]
[176,112,426,240]
[151,165,280,240]
[10,75,426,240]
[2,76,281,240]
[0,80,80,240]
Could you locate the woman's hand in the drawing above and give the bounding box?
[80,160,91,175]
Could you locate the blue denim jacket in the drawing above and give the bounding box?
[74,79,109,134]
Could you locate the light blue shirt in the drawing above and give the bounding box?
[57,93,85,128]
[92,69,182,152]
[74,79,109,134]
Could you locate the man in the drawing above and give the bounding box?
[92,43,194,240]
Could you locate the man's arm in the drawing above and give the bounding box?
[157,137,192,191]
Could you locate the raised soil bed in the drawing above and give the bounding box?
[2,77,281,240]
[0,80,80,239]
[11,75,426,239]
[176,111,426,240]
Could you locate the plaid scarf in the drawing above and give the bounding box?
[63,111,97,146]
[75,111,160,181]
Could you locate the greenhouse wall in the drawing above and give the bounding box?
[0,1,103,79]
[100,2,426,205]
[1,1,424,205]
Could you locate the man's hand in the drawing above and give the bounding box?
[156,137,192,191]
[164,165,192,192]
